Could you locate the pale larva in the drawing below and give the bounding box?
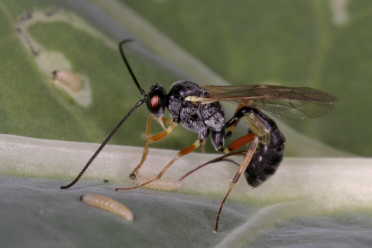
[80,193,134,221]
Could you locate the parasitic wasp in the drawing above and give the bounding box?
[61,39,336,232]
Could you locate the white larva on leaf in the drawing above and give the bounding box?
[80,193,134,221]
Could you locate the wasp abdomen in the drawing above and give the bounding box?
[244,109,286,187]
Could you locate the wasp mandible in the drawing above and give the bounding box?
[61,39,336,232]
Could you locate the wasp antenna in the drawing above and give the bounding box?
[60,99,145,189]
[119,39,146,96]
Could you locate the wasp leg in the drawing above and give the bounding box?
[214,136,259,232]
[200,139,207,153]
[115,139,203,191]
[224,133,256,153]
[178,151,245,181]
[223,104,257,153]
[178,125,256,182]
[224,105,274,149]
[129,115,153,179]
[224,103,247,137]
[130,115,177,180]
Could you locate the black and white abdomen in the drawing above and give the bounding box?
[167,81,225,149]
[244,109,286,187]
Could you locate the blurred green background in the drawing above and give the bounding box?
[0,0,370,156]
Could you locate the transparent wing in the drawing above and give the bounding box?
[202,84,337,118]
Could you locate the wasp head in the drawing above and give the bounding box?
[146,84,167,117]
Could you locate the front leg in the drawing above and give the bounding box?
[130,115,177,179]
[116,138,203,191]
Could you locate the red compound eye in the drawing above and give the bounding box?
[150,95,160,108]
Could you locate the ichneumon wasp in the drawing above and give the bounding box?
[61,39,336,232]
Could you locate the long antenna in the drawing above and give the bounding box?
[119,39,146,96]
[60,99,145,189]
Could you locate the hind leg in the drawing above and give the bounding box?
[214,136,259,232]
[178,130,256,182]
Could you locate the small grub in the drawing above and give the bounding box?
[80,193,134,221]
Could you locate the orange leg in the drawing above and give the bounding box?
[224,133,256,153]
[178,132,256,182]
[224,103,247,136]
[178,150,245,182]
[116,139,202,191]
[200,139,207,153]
[214,136,259,232]
[129,115,153,179]
[129,115,177,179]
